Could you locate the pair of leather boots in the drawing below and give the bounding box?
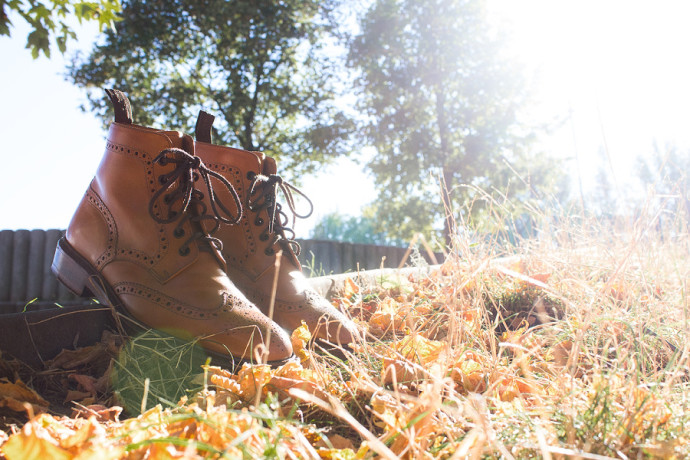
[51,89,358,366]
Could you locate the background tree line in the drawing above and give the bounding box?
[6,0,686,249]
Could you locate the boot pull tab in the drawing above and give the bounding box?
[195,110,215,144]
[104,89,133,125]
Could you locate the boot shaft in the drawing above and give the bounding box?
[190,110,359,345]
[55,90,294,362]
[67,122,213,282]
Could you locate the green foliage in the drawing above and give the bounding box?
[1,0,121,58]
[310,210,404,246]
[349,0,565,243]
[68,0,354,179]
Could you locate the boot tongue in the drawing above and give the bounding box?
[257,155,302,268]
[174,133,227,270]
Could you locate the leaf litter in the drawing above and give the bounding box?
[1,224,689,459]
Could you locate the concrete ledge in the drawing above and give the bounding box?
[308,265,441,298]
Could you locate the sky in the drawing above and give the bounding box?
[1,0,690,236]
[491,1,690,195]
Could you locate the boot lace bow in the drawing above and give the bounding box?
[148,148,242,255]
[247,172,313,256]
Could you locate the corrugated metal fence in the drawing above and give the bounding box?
[0,229,442,314]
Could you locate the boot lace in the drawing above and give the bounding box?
[247,172,313,256]
[148,148,242,256]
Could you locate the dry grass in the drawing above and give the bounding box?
[1,196,689,459]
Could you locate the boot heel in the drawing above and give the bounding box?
[51,238,97,298]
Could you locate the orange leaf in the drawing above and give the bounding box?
[342,277,360,299]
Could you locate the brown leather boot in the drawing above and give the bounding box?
[193,111,359,346]
[51,90,293,366]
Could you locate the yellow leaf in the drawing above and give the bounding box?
[494,376,520,402]
[62,416,103,449]
[210,373,241,394]
[290,321,312,362]
[0,378,49,414]
[274,361,315,382]
[370,393,406,430]
[236,363,272,400]
[318,448,357,459]
[73,445,125,460]
[451,356,486,393]
[1,418,71,460]
[394,334,446,364]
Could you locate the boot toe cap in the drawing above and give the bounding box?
[265,327,295,364]
[316,315,361,345]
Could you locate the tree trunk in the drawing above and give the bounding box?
[440,167,455,248]
[435,86,454,248]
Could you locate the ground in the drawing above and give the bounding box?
[1,214,688,459]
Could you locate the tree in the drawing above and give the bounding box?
[68,0,354,178]
[310,210,404,246]
[587,147,619,218]
[636,143,690,229]
[1,0,121,58]
[349,0,561,245]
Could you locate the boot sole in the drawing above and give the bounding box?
[51,237,294,370]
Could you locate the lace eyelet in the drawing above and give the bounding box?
[163,194,172,203]
[158,176,167,185]
[179,247,191,256]
[254,217,264,226]
[265,248,275,256]
[173,228,185,238]
[259,234,269,241]
[246,171,256,180]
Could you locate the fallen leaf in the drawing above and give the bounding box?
[394,334,446,364]
[0,378,49,414]
[317,448,357,459]
[48,343,108,370]
[291,321,312,362]
[315,433,355,450]
[451,355,486,393]
[64,390,93,404]
[268,376,329,402]
[342,277,359,299]
[1,417,71,460]
[236,363,273,401]
[71,405,122,423]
